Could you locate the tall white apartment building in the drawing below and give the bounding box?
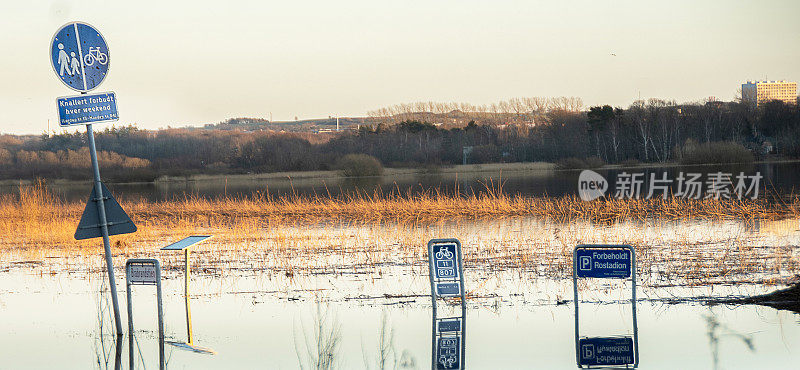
[742,80,797,108]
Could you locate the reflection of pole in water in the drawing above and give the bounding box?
[94,276,122,370]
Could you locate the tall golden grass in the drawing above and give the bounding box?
[1,182,798,290]
[1,181,798,250]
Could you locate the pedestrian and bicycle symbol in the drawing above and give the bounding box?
[50,22,110,92]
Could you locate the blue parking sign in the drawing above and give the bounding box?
[50,22,110,92]
[575,247,632,279]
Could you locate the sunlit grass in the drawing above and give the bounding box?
[1,182,798,292]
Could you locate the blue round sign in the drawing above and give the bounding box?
[50,22,110,92]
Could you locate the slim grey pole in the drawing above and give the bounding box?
[156,260,165,370]
[428,242,436,370]
[87,123,123,336]
[126,266,134,369]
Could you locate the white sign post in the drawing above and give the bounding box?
[125,258,165,369]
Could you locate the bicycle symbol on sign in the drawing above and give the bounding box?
[435,246,454,260]
[83,46,108,66]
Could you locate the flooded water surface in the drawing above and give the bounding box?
[2,164,800,368]
[2,215,800,368]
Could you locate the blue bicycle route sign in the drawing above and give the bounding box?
[575,247,632,279]
[578,337,635,366]
[432,243,459,280]
[50,22,110,92]
[57,92,118,126]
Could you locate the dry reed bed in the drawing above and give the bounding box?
[1,183,799,293]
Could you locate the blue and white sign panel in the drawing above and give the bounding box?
[436,337,461,370]
[432,243,459,280]
[57,92,118,126]
[50,22,110,92]
[575,247,632,279]
[428,239,465,298]
[578,337,635,367]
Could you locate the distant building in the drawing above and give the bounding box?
[742,80,797,108]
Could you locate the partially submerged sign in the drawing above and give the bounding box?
[57,92,118,126]
[125,258,165,369]
[428,239,465,299]
[573,244,639,368]
[74,182,136,240]
[575,247,632,279]
[578,337,635,367]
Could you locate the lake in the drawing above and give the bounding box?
[3,161,799,202]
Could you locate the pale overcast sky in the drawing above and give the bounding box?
[0,0,798,134]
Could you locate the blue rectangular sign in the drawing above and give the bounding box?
[432,243,459,280]
[575,248,631,279]
[436,336,461,370]
[57,92,118,126]
[578,337,635,366]
[436,282,461,297]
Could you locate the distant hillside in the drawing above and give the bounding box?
[203,117,369,133]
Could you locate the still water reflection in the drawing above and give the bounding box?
[1,269,798,369]
[4,162,799,202]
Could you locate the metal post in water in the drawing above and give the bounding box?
[156,260,165,370]
[87,122,123,336]
[185,248,194,345]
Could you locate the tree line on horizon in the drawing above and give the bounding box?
[0,97,798,182]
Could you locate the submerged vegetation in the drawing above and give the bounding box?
[0,181,798,309]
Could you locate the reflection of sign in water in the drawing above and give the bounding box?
[575,248,631,278]
[434,244,459,279]
[437,317,462,333]
[436,337,461,370]
[128,263,158,285]
[50,22,110,92]
[57,92,119,126]
[578,337,635,366]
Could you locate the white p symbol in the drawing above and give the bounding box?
[580,256,592,271]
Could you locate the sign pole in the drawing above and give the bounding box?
[87,122,123,336]
[185,247,193,345]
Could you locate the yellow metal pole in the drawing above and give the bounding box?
[185,247,193,345]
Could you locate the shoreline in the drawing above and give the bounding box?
[1,158,798,187]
